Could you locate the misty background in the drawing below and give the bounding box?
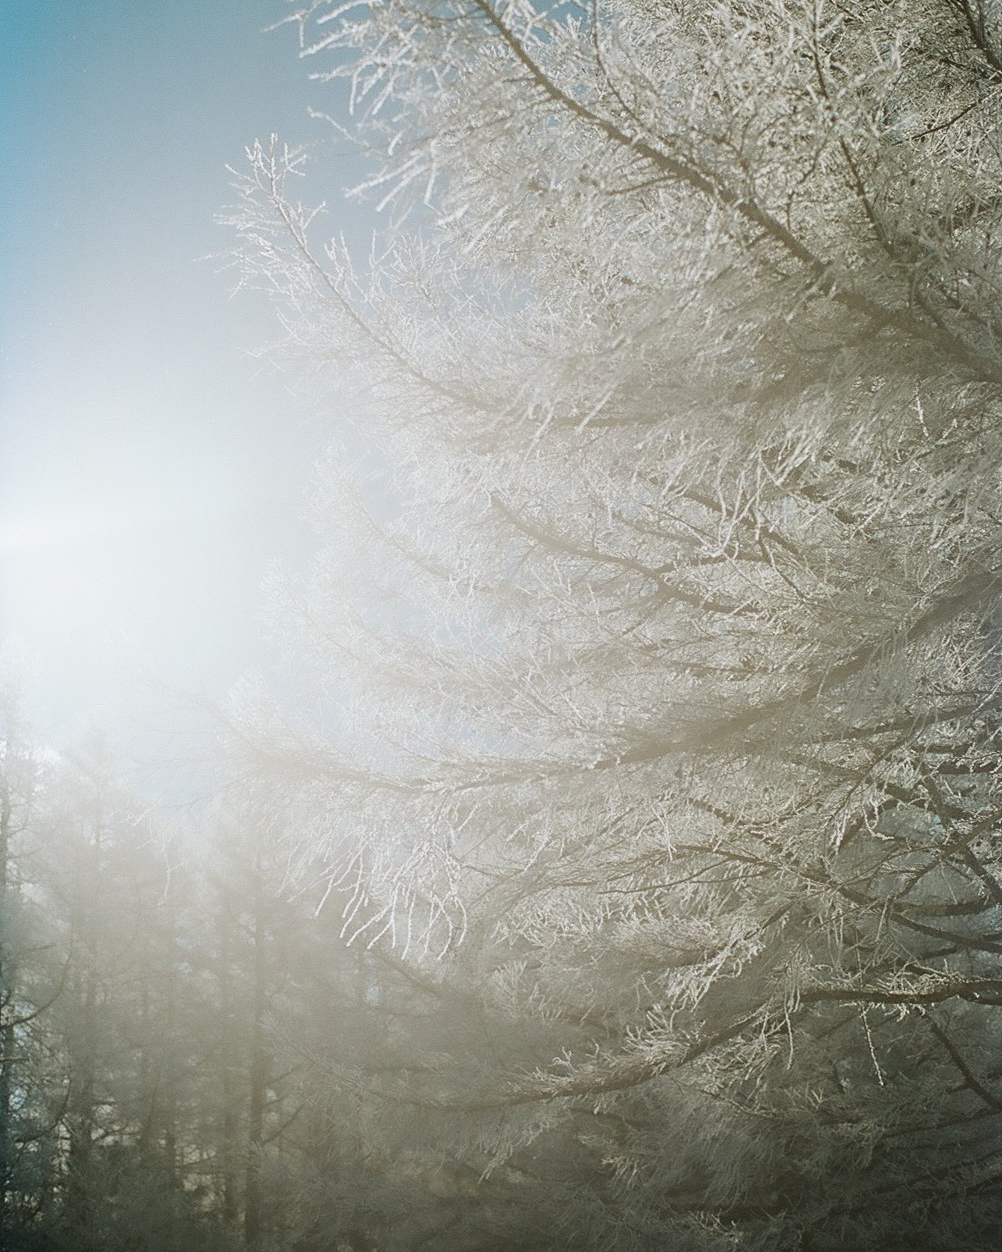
[0,0,360,785]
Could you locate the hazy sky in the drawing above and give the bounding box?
[1,1,362,773]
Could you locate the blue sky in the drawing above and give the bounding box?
[0,0,365,771]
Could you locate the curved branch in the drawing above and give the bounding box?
[476,0,1002,385]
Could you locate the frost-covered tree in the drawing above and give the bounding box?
[227,2,1002,1247]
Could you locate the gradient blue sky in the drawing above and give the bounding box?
[1,0,363,771]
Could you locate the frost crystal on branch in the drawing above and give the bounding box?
[227,2,1002,1247]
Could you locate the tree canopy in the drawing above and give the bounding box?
[223,1,1002,1247]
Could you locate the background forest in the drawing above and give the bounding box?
[7,1,1002,1250]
